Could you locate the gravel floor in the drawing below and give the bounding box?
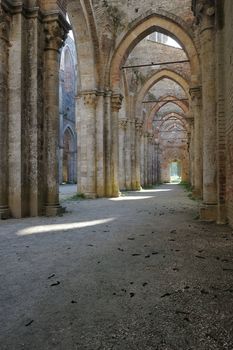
[0,184,233,350]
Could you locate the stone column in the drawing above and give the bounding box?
[148,134,154,187]
[187,129,192,182]
[125,120,132,190]
[44,20,66,216]
[0,11,9,219]
[152,143,157,184]
[82,91,97,198]
[140,133,145,187]
[119,119,127,190]
[96,92,105,197]
[104,90,112,196]
[135,120,143,190]
[190,118,195,186]
[190,87,203,198]
[111,94,123,196]
[130,119,137,190]
[155,142,160,183]
[144,133,148,187]
[195,0,217,220]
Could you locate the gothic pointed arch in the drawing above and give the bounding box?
[109,12,200,91]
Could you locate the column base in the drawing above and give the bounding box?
[84,192,97,199]
[45,204,65,217]
[111,191,120,198]
[192,188,202,199]
[217,204,227,224]
[0,206,9,220]
[199,203,217,221]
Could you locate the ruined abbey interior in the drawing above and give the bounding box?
[1,0,233,349]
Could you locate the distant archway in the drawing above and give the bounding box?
[62,127,77,184]
[135,69,190,120]
[110,12,200,91]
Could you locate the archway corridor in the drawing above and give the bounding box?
[1,185,233,349]
[1,0,233,348]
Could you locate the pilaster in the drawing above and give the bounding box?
[111,93,123,196]
[0,9,10,219]
[193,0,217,220]
[135,119,143,190]
[190,86,203,198]
[118,119,128,190]
[43,18,68,216]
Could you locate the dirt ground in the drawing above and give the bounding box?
[0,184,233,350]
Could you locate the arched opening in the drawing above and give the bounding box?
[170,161,181,183]
[59,26,78,199]
[110,13,200,89]
[110,12,200,193]
[62,127,76,184]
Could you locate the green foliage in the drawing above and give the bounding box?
[69,193,86,201]
[179,181,192,191]
[179,181,196,200]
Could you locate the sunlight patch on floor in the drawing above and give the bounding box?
[16,218,115,236]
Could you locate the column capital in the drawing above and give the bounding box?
[189,86,202,105]
[111,94,123,112]
[44,20,67,51]
[147,132,154,143]
[119,119,128,129]
[192,0,215,31]
[80,91,97,107]
[0,9,10,42]
[135,119,143,131]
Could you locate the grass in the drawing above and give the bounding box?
[68,193,86,201]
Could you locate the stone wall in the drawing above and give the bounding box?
[223,0,233,226]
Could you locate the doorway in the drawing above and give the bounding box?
[170,161,181,183]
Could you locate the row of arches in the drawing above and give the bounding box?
[1,0,223,225]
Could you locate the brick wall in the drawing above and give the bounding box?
[224,0,233,225]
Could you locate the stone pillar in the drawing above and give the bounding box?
[190,87,203,198]
[82,91,97,198]
[189,118,195,186]
[187,126,192,184]
[96,92,105,197]
[125,119,132,190]
[0,10,9,219]
[144,133,148,187]
[119,119,127,190]
[155,142,160,183]
[140,133,145,187]
[148,134,154,187]
[111,93,123,196]
[44,20,66,216]
[104,90,112,196]
[135,120,143,190]
[130,119,137,190]
[195,0,217,220]
[152,143,157,184]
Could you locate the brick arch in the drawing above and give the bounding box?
[146,96,189,130]
[67,0,100,90]
[110,12,200,91]
[136,69,190,119]
[157,112,189,133]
